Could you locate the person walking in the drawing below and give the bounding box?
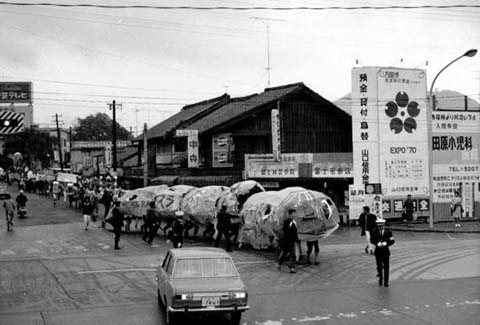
[370,218,395,287]
[404,194,414,227]
[215,205,232,252]
[359,206,377,254]
[82,197,94,231]
[101,188,113,228]
[230,213,242,245]
[142,201,156,244]
[306,239,320,265]
[110,201,124,250]
[450,191,463,227]
[277,209,299,273]
[3,194,15,231]
[171,211,186,248]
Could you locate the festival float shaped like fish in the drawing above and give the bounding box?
[180,186,229,225]
[239,187,339,250]
[216,180,265,216]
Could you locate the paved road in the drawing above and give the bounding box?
[0,189,479,325]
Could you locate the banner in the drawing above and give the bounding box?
[271,109,281,161]
[348,184,365,220]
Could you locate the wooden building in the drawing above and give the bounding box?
[126,82,353,208]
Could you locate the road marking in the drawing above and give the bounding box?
[236,260,269,265]
[26,248,40,254]
[299,316,331,321]
[78,268,156,274]
[446,233,455,240]
[1,249,15,255]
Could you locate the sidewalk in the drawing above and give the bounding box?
[389,220,480,233]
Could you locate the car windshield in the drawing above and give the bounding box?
[173,258,238,278]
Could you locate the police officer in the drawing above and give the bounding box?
[370,218,395,287]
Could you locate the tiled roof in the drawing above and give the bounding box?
[187,82,307,133]
[135,94,229,141]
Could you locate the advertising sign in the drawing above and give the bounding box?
[176,129,199,168]
[0,82,32,104]
[0,110,25,135]
[271,109,281,161]
[212,133,234,168]
[351,68,380,186]
[432,111,480,203]
[245,153,305,178]
[348,184,365,220]
[377,68,429,197]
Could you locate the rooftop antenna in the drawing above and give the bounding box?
[250,16,285,86]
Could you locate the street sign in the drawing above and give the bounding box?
[0,82,32,104]
[365,183,382,195]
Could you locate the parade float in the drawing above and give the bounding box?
[215,180,265,216]
[180,186,229,225]
[239,187,339,250]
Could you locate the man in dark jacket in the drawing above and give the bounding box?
[370,218,395,287]
[142,201,156,244]
[359,206,377,254]
[110,201,124,250]
[102,188,113,223]
[171,211,185,248]
[404,194,414,227]
[215,205,232,252]
[277,209,299,273]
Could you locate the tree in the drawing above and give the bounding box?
[72,113,132,141]
[2,128,54,169]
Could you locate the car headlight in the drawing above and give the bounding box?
[232,292,246,299]
[175,293,192,300]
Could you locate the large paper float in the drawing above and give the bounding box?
[216,180,265,216]
[239,187,339,250]
[180,186,229,225]
[117,185,169,217]
[153,185,196,221]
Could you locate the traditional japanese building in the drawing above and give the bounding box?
[126,82,353,210]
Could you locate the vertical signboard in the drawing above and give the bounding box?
[271,108,281,162]
[212,133,234,167]
[348,184,365,220]
[377,68,429,198]
[352,68,380,186]
[176,129,199,168]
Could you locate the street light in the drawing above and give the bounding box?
[427,48,477,228]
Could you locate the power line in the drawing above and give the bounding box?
[0,3,479,10]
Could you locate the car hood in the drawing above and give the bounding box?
[171,277,246,293]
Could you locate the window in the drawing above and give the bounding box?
[162,253,171,269]
[173,258,238,278]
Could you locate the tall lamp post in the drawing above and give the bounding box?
[427,48,477,228]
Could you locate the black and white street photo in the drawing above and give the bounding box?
[0,1,479,324]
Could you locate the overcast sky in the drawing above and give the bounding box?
[0,0,479,135]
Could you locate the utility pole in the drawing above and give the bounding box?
[109,100,121,172]
[54,114,64,172]
[143,123,148,187]
[250,16,285,86]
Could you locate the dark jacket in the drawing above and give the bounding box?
[111,206,124,229]
[172,219,185,238]
[145,208,157,225]
[370,227,395,256]
[359,212,377,235]
[16,194,28,206]
[82,202,94,215]
[216,210,232,231]
[282,219,299,248]
[404,199,414,213]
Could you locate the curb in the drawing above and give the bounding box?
[389,227,480,234]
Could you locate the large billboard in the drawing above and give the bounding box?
[352,67,430,199]
[431,111,480,204]
[0,82,32,104]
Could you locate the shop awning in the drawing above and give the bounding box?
[150,175,180,186]
[177,175,241,187]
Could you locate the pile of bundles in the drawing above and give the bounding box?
[117,181,339,250]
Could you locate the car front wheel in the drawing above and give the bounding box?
[231,312,241,325]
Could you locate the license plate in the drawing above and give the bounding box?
[201,296,220,307]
